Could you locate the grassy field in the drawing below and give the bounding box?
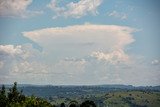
[104,91,160,107]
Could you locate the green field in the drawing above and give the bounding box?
[104,91,160,107]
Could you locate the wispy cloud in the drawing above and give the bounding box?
[151,59,160,65]
[47,0,102,19]
[108,10,127,20]
[0,61,3,69]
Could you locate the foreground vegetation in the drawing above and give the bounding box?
[0,82,55,107]
[1,82,160,107]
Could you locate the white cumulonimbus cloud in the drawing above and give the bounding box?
[23,24,135,62]
[21,24,136,84]
[47,0,102,19]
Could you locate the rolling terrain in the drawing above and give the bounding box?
[1,84,160,107]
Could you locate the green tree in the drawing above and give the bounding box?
[68,101,78,107]
[0,82,56,107]
[60,102,65,107]
[1,85,5,95]
[8,82,26,103]
[8,82,20,102]
[80,100,96,107]
[0,85,7,107]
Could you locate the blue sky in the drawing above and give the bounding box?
[0,0,160,86]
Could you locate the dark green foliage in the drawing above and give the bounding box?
[0,82,56,107]
[0,85,7,107]
[60,102,65,107]
[68,100,78,107]
[80,100,96,107]
[69,103,77,107]
[1,85,5,95]
[8,82,20,103]
[24,96,55,107]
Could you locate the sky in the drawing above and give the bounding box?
[0,0,160,86]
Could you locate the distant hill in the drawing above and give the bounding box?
[1,84,159,99]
